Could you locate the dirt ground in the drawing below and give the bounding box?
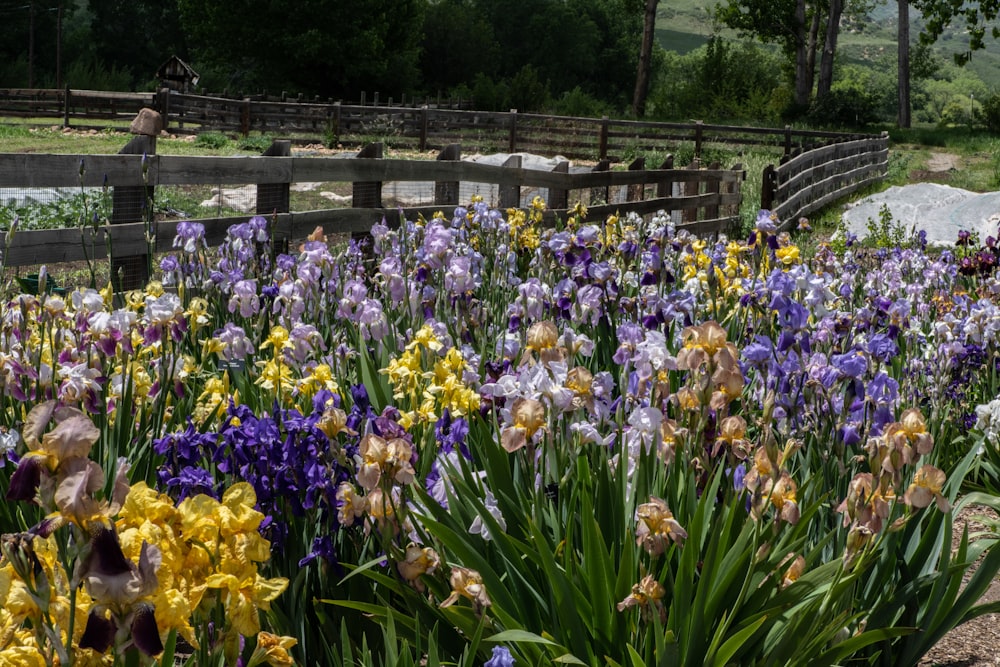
[919,505,1000,667]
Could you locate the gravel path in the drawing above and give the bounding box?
[920,505,1000,666]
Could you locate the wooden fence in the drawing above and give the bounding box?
[0,140,744,288]
[760,133,889,229]
[0,87,875,162]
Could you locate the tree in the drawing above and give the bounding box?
[817,0,845,99]
[898,0,911,128]
[715,0,813,108]
[88,0,188,89]
[176,0,424,98]
[912,0,1000,65]
[419,0,500,95]
[632,0,658,117]
[0,0,65,87]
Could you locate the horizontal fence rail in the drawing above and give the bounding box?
[761,133,890,228]
[1,87,877,162]
[0,140,745,288]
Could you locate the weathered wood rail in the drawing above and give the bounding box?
[0,141,744,287]
[0,87,874,162]
[760,133,889,228]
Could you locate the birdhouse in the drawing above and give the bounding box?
[156,56,200,92]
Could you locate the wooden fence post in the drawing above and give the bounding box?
[784,125,793,156]
[728,163,744,220]
[705,161,721,220]
[112,133,156,292]
[256,139,291,214]
[656,155,674,198]
[627,157,645,203]
[590,159,610,205]
[760,163,776,211]
[694,121,704,158]
[683,159,701,223]
[352,142,383,247]
[548,160,569,210]
[331,102,341,145]
[240,97,251,137]
[256,140,291,252]
[63,83,70,128]
[156,88,170,131]
[419,105,429,151]
[508,109,518,154]
[434,144,461,205]
[655,155,676,224]
[599,116,609,161]
[353,142,383,208]
[499,154,522,209]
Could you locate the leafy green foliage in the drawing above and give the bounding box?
[647,38,785,122]
[194,131,231,150]
[808,67,882,127]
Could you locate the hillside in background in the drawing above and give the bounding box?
[656,1,1000,90]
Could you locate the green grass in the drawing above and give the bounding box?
[0,125,284,156]
[655,28,709,55]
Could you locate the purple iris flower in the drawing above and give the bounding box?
[742,336,773,365]
[298,535,338,568]
[832,350,867,378]
[164,466,217,500]
[867,333,899,363]
[485,646,515,667]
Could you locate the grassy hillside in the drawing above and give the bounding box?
[657,1,1000,90]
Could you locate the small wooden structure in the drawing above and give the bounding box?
[156,56,199,93]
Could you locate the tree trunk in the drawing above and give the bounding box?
[898,0,911,128]
[817,0,844,99]
[632,0,659,118]
[805,3,821,96]
[794,0,811,107]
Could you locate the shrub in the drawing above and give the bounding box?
[195,131,231,149]
[982,93,1000,133]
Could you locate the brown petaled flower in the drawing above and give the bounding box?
[836,472,874,528]
[526,321,559,352]
[317,406,355,439]
[768,472,800,524]
[501,397,546,453]
[903,464,950,512]
[440,566,491,611]
[77,526,164,657]
[842,524,874,568]
[899,408,934,456]
[616,575,666,622]
[7,402,102,511]
[710,353,745,411]
[635,497,688,555]
[397,543,441,591]
[78,525,160,609]
[678,322,739,375]
[565,366,594,411]
[357,433,415,491]
[714,415,751,459]
[836,470,896,534]
[780,554,806,589]
[523,321,566,366]
[658,418,686,464]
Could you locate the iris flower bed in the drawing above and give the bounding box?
[3,198,1000,666]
